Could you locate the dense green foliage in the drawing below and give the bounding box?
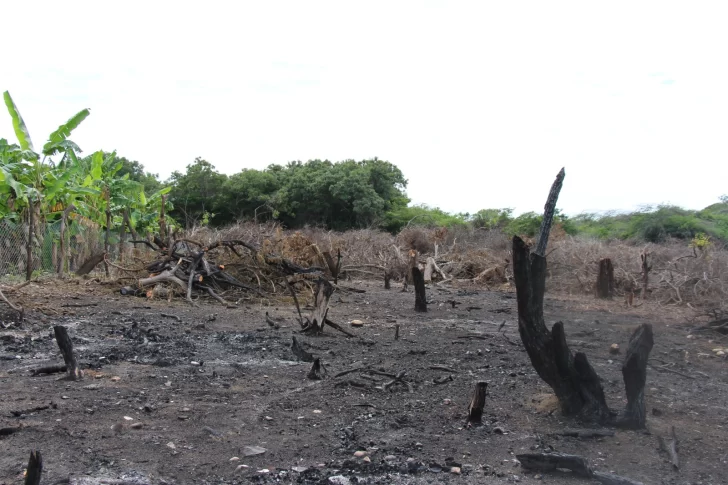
[3,90,726,248]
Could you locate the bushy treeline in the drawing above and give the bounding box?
[128,156,727,243]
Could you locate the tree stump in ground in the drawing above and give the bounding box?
[24,450,42,485]
[306,279,334,333]
[467,382,488,424]
[307,358,326,380]
[595,258,615,299]
[412,267,427,312]
[618,323,654,429]
[384,271,392,289]
[53,326,82,380]
[513,236,611,421]
[75,252,105,276]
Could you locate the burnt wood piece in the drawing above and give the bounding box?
[307,358,326,380]
[617,324,654,429]
[31,365,67,377]
[53,325,81,381]
[467,382,488,424]
[412,267,427,312]
[291,336,314,362]
[513,236,610,422]
[384,270,392,289]
[394,324,400,340]
[517,452,592,477]
[24,450,42,485]
[596,258,615,299]
[557,429,615,438]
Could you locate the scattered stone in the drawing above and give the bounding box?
[62,396,69,400]
[313,409,322,414]
[110,376,121,382]
[353,450,368,458]
[384,455,397,461]
[83,384,100,390]
[718,351,726,357]
[451,466,461,475]
[235,465,249,471]
[243,445,267,456]
[363,456,371,463]
[166,442,176,449]
[610,344,620,354]
[350,319,364,327]
[493,427,505,434]
[230,456,240,462]
[328,476,352,485]
[291,466,308,473]
[256,469,270,474]
[415,442,423,448]
[123,416,133,421]
[265,416,273,421]
[130,422,143,430]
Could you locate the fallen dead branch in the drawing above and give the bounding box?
[517,452,644,485]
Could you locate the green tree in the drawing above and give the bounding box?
[167,158,227,228]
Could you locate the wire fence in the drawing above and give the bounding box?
[0,217,146,282]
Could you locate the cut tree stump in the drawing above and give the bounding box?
[658,426,679,470]
[412,267,427,312]
[467,381,488,424]
[53,325,82,381]
[617,323,654,429]
[24,450,42,485]
[595,258,615,299]
[384,271,392,290]
[305,279,334,333]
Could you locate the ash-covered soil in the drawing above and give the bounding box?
[1,279,726,484]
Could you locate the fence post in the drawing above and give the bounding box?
[26,197,34,282]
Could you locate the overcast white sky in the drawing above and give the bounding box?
[1,1,726,216]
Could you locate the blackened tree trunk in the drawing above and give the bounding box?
[513,236,611,421]
[617,324,654,429]
[24,450,42,485]
[384,270,392,289]
[412,267,427,312]
[534,168,565,257]
[595,258,614,299]
[467,382,488,424]
[54,325,82,381]
[641,252,651,299]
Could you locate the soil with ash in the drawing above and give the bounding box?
[1,280,727,484]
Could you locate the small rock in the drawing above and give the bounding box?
[328,476,352,485]
[230,456,240,462]
[350,319,364,327]
[415,442,423,448]
[291,466,308,473]
[493,427,505,434]
[130,422,143,430]
[534,474,543,480]
[451,466,461,475]
[235,464,249,471]
[384,455,397,461]
[256,469,270,474]
[110,376,121,382]
[610,344,620,354]
[83,384,100,390]
[313,409,322,414]
[166,442,176,449]
[353,450,368,458]
[111,423,124,435]
[243,445,267,456]
[123,416,133,421]
[717,351,726,357]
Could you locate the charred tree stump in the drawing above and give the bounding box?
[384,271,392,289]
[467,382,488,424]
[291,336,314,362]
[24,450,42,485]
[305,279,334,333]
[307,358,326,380]
[53,325,82,380]
[595,258,615,299]
[513,236,610,421]
[658,426,679,470]
[394,324,400,340]
[412,267,427,312]
[617,324,654,429]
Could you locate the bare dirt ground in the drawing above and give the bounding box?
[1,279,727,485]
